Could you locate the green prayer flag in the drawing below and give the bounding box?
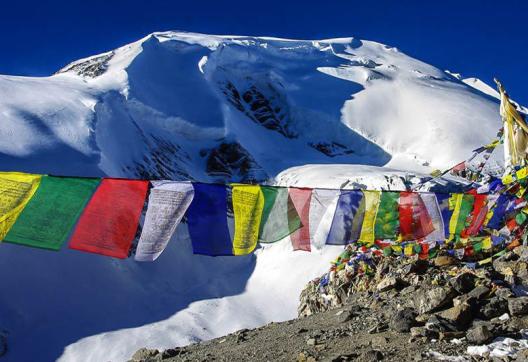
[455,194,475,236]
[374,192,400,239]
[5,176,100,250]
[516,212,527,225]
[259,186,301,243]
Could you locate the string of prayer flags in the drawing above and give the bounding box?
[0,172,42,240]
[289,188,312,251]
[69,178,149,259]
[326,190,365,245]
[5,176,100,250]
[231,184,264,255]
[187,183,233,256]
[258,186,301,243]
[1,169,527,263]
[135,181,194,262]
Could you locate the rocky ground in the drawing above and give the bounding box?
[130,246,528,361]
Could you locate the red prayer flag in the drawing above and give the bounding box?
[399,192,434,241]
[451,161,466,173]
[288,188,312,251]
[463,192,488,237]
[69,178,149,259]
[414,194,434,238]
[399,192,414,240]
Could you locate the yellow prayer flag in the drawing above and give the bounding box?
[0,172,42,240]
[391,245,403,254]
[482,236,492,250]
[231,184,264,255]
[359,190,381,246]
[404,243,414,256]
[502,174,514,185]
[517,167,528,180]
[479,257,493,266]
[448,194,463,238]
[496,79,528,167]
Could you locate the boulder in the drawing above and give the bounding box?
[481,297,508,320]
[413,286,455,314]
[390,308,418,332]
[376,276,399,292]
[449,273,476,294]
[453,286,490,308]
[508,297,528,316]
[437,302,473,330]
[466,325,493,344]
[434,256,455,267]
[129,348,160,361]
[439,331,465,340]
[410,327,426,337]
[495,287,514,300]
[425,315,458,333]
[336,309,356,323]
[513,245,528,261]
[358,350,384,362]
[467,286,491,300]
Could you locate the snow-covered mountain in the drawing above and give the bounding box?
[1,31,502,182]
[0,31,505,362]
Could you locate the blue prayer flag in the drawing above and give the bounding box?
[186,183,234,256]
[326,190,364,245]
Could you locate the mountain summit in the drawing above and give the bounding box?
[0,31,502,183]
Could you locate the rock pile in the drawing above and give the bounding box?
[129,245,528,361]
[299,244,528,350]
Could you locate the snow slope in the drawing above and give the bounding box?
[0,31,506,361]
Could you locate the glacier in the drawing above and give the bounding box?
[0,31,505,361]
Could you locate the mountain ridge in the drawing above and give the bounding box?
[0,31,504,184]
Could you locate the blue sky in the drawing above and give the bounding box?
[1,0,527,105]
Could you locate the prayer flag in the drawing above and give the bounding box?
[69,178,149,259]
[231,184,264,255]
[309,189,340,249]
[186,183,233,256]
[487,194,512,229]
[0,172,41,240]
[359,190,381,246]
[421,193,446,242]
[436,193,452,238]
[448,193,475,239]
[5,176,100,250]
[289,188,312,251]
[258,186,301,243]
[399,192,434,241]
[326,190,365,245]
[463,193,488,237]
[374,192,400,240]
[135,181,194,261]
